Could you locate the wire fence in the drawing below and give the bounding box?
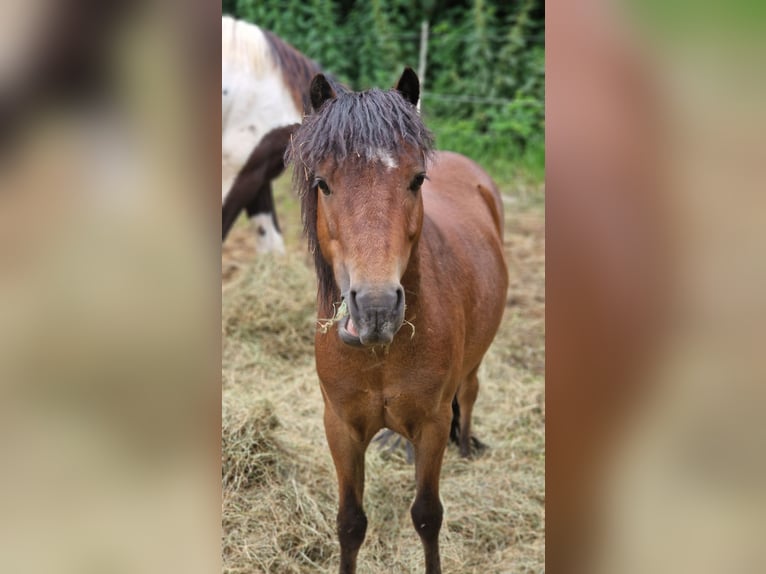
[421,93,516,105]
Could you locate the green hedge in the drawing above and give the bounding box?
[224,0,544,179]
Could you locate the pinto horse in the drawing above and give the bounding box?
[222,16,324,251]
[287,69,508,574]
[221,122,299,241]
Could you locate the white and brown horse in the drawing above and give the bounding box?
[222,16,328,250]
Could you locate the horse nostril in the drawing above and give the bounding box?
[349,285,403,322]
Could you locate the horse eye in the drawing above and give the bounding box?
[409,173,426,192]
[315,179,331,196]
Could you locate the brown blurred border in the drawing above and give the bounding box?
[546,2,672,571]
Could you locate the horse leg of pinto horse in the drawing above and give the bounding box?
[411,409,451,574]
[372,428,414,462]
[222,161,266,241]
[246,180,285,254]
[221,186,245,241]
[323,404,369,574]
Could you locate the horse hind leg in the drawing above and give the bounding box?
[452,366,487,458]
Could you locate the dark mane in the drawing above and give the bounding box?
[262,30,324,115]
[286,88,434,308]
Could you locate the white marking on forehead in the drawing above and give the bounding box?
[367,147,398,169]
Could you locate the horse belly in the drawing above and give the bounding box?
[422,156,508,364]
[464,253,508,367]
[221,71,301,201]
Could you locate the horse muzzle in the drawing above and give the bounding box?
[340,283,405,347]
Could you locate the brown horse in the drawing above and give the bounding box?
[287,68,508,574]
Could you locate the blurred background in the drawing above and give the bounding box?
[548,1,766,573]
[1,1,220,573]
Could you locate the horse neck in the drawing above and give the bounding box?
[400,233,425,317]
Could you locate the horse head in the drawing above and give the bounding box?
[291,69,433,347]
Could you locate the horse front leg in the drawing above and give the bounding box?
[411,410,451,574]
[323,405,369,574]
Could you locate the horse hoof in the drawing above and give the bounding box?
[470,435,488,454]
[459,435,489,459]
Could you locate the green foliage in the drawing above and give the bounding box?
[225,0,544,181]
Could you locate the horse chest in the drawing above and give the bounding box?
[318,350,450,441]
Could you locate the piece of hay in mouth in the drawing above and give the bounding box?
[317,299,348,334]
[317,301,417,340]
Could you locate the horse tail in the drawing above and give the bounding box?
[449,396,461,445]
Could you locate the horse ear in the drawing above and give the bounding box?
[310,74,336,111]
[395,67,419,106]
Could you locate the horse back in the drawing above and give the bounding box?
[425,151,504,236]
[221,17,306,200]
